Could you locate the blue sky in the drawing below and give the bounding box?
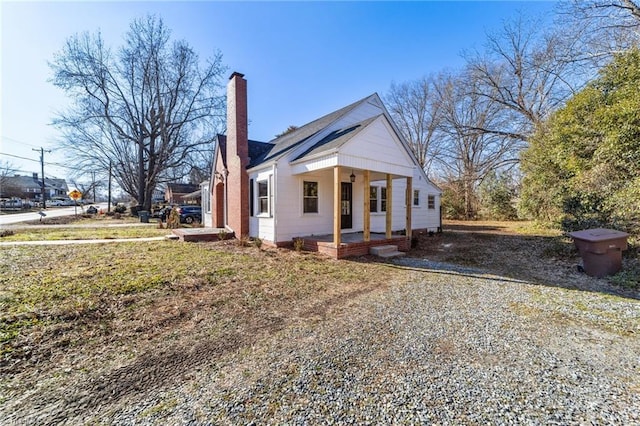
[1,1,555,180]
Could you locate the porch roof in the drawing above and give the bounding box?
[246,94,379,170]
[291,115,379,162]
[289,152,415,178]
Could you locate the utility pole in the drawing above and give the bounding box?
[32,147,51,209]
[107,160,112,213]
[91,170,96,202]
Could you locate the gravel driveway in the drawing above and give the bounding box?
[24,258,633,425]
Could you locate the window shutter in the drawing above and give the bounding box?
[250,179,254,216]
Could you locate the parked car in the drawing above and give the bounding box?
[86,205,98,214]
[45,199,63,207]
[177,205,202,224]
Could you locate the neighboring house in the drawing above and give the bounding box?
[165,183,199,205]
[181,187,202,205]
[151,188,166,203]
[204,72,441,258]
[0,173,69,202]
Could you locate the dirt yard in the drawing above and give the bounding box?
[1,220,637,423]
[411,220,639,298]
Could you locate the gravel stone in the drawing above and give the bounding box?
[5,259,640,425]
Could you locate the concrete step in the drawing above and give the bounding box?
[370,245,402,257]
[377,250,406,259]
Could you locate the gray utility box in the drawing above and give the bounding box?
[139,210,150,223]
[569,228,629,278]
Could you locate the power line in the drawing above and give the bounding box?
[0,152,76,170]
[4,168,36,174]
[0,152,39,163]
[1,136,42,149]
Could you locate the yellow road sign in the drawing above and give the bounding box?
[68,189,82,200]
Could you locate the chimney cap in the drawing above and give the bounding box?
[229,71,245,80]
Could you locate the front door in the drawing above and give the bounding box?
[341,182,352,229]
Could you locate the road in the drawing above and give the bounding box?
[0,203,109,226]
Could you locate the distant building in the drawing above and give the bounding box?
[165,183,199,205]
[0,173,69,202]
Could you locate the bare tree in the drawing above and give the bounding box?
[465,14,580,143]
[0,160,20,198]
[385,76,443,176]
[0,160,13,185]
[51,15,226,210]
[433,71,523,219]
[563,0,640,28]
[555,1,640,69]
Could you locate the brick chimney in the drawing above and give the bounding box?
[225,72,250,237]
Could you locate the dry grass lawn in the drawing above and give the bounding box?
[0,239,400,407]
[0,219,637,416]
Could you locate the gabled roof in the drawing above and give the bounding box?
[248,94,378,168]
[167,183,199,194]
[292,115,381,162]
[215,134,274,169]
[3,175,68,190]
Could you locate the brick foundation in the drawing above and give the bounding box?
[297,236,409,259]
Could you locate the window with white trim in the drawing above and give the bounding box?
[413,189,420,206]
[203,186,211,213]
[258,180,269,214]
[381,187,387,212]
[369,186,378,213]
[428,195,435,209]
[303,181,318,213]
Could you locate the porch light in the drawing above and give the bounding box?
[350,170,356,183]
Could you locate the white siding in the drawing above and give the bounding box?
[201,182,212,227]
[272,166,440,242]
[328,97,386,134]
[248,93,442,241]
[272,164,333,242]
[290,117,415,177]
[249,168,275,242]
[340,117,413,171]
[284,97,386,165]
[369,171,441,233]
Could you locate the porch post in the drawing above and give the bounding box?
[405,176,412,241]
[363,170,370,242]
[386,174,393,239]
[333,166,341,247]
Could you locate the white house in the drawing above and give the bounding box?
[202,72,441,258]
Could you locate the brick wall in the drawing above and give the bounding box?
[298,236,410,259]
[226,72,250,238]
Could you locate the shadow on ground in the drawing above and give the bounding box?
[363,222,639,300]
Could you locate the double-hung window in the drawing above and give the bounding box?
[303,181,318,213]
[413,189,420,206]
[381,187,387,212]
[369,186,378,213]
[428,195,435,209]
[258,180,269,215]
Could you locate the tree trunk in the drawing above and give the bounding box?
[138,129,145,209]
[464,175,474,220]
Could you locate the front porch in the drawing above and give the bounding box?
[301,232,410,259]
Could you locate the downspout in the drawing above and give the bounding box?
[272,163,277,244]
[438,195,443,233]
[224,168,229,230]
